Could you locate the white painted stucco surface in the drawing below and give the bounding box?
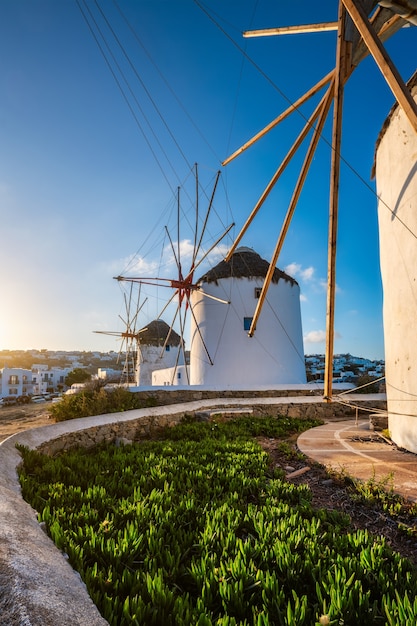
[138,344,183,385]
[190,275,306,386]
[375,80,417,453]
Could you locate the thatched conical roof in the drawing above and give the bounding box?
[139,319,181,346]
[197,247,298,286]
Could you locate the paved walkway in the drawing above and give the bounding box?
[297,418,417,502]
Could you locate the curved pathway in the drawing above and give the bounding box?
[298,419,417,502]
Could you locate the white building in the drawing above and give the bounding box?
[190,247,306,386]
[137,319,183,386]
[374,72,417,453]
[0,368,33,399]
[97,367,121,381]
[152,364,189,386]
[31,366,72,395]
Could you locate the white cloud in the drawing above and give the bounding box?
[304,329,342,345]
[301,266,315,281]
[285,262,315,282]
[111,254,160,277]
[285,262,301,277]
[304,329,327,344]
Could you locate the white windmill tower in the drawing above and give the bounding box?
[135,319,182,386]
[190,247,306,387]
[374,71,417,452]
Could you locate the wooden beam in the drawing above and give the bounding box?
[222,70,334,166]
[243,22,338,37]
[352,11,404,66]
[225,82,334,262]
[247,82,334,337]
[324,3,348,402]
[342,0,417,134]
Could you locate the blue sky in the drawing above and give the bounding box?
[1,0,415,359]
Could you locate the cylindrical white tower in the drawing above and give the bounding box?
[374,72,417,452]
[138,319,182,386]
[190,248,306,386]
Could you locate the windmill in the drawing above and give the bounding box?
[95,283,147,386]
[221,0,417,400]
[115,164,234,384]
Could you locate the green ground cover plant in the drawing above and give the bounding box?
[18,416,417,625]
[50,387,157,421]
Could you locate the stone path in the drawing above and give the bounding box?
[298,418,417,502]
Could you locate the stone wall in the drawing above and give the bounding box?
[38,397,386,456]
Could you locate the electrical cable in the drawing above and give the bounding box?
[76,0,177,194]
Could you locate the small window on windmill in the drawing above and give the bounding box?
[243,317,255,331]
[166,345,170,351]
[254,287,262,299]
[177,372,181,379]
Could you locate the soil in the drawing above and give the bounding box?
[2,406,416,569]
[257,436,417,568]
[0,402,53,443]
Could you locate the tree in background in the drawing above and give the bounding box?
[65,368,91,387]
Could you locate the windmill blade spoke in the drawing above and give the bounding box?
[159,306,180,358]
[185,222,235,281]
[131,295,147,335]
[248,76,334,339]
[133,284,144,329]
[179,304,190,384]
[225,80,333,261]
[156,290,179,321]
[199,290,230,305]
[117,338,126,364]
[188,297,213,366]
[165,225,179,269]
[177,185,181,273]
[170,340,182,385]
[243,22,338,37]
[114,276,176,288]
[170,305,189,384]
[124,288,131,325]
[193,163,199,267]
[128,282,134,318]
[170,315,184,385]
[342,0,417,134]
[193,170,221,267]
[222,70,334,166]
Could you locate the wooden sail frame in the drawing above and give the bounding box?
[115,164,234,385]
[222,0,417,402]
[94,283,148,385]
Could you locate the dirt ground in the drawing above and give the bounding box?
[0,402,54,443]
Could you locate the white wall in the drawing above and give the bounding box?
[0,368,32,398]
[152,365,189,386]
[138,345,184,386]
[32,366,72,395]
[375,81,417,452]
[190,275,306,386]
